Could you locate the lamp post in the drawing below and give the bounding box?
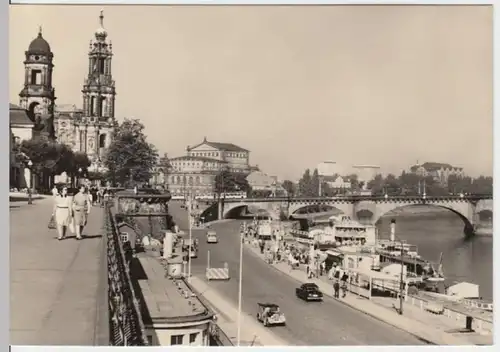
[27,160,33,205]
[237,230,243,346]
[187,191,193,283]
[390,219,405,315]
[77,167,83,187]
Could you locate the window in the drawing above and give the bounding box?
[90,96,96,116]
[99,58,105,74]
[171,334,184,345]
[189,332,198,344]
[99,134,106,148]
[99,97,106,117]
[31,69,42,85]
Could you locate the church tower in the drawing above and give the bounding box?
[78,10,117,166]
[19,27,56,139]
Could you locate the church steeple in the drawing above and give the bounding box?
[82,9,116,122]
[79,9,117,162]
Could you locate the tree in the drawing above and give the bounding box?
[103,118,159,187]
[214,168,250,195]
[298,169,320,197]
[384,174,401,195]
[398,171,421,195]
[282,180,296,196]
[367,174,385,195]
[347,174,359,191]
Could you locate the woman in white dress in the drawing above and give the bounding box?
[52,186,72,240]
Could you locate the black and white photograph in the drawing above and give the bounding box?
[8,3,493,347]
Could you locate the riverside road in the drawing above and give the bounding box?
[166,202,427,346]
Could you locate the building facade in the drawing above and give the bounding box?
[9,104,35,189]
[246,171,276,191]
[17,11,117,175]
[410,162,464,185]
[352,164,381,189]
[18,27,56,139]
[54,11,117,172]
[166,138,251,198]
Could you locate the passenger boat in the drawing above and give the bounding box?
[376,239,445,286]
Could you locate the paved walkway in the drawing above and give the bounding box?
[10,198,106,345]
[244,242,492,346]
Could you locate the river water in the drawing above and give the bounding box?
[377,212,493,301]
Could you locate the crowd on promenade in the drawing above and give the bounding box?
[240,221,350,299]
[48,184,111,241]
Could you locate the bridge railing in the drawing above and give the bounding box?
[226,194,492,202]
[104,201,149,346]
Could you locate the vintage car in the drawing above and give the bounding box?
[296,283,323,301]
[256,303,286,327]
[206,230,218,244]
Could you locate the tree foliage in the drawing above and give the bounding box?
[20,137,91,177]
[214,168,250,194]
[282,180,297,196]
[366,172,492,196]
[103,118,159,187]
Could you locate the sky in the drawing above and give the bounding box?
[9,5,493,180]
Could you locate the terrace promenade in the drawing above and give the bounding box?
[10,198,107,345]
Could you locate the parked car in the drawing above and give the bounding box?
[256,303,286,327]
[295,283,323,301]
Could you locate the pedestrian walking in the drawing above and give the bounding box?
[52,186,72,241]
[51,185,59,197]
[320,261,325,276]
[341,272,349,298]
[333,280,340,299]
[72,185,91,240]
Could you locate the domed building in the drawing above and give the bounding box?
[15,10,118,177]
[18,27,56,139]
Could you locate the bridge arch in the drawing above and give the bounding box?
[291,204,345,216]
[372,203,475,236]
[224,205,272,219]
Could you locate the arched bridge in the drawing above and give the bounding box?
[205,195,493,236]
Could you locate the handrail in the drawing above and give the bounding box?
[105,201,149,346]
[94,206,110,345]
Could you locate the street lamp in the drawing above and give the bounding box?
[187,191,193,284]
[27,160,33,205]
[78,167,83,187]
[390,219,405,315]
[237,230,243,346]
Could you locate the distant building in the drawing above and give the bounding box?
[166,137,252,198]
[410,162,464,185]
[246,170,279,192]
[352,165,381,189]
[317,161,343,177]
[134,254,214,346]
[323,175,351,190]
[16,12,118,174]
[9,104,35,189]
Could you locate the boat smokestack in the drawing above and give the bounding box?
[390,219,396,242]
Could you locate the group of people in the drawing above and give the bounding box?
[51,185,92,241]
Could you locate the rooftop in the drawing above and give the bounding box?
[132,253,214,325]
[28,30,51,54]
[410,162,463,172]
[171,155,228,163]
[9,104,33,126]
[189,137,249,152]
